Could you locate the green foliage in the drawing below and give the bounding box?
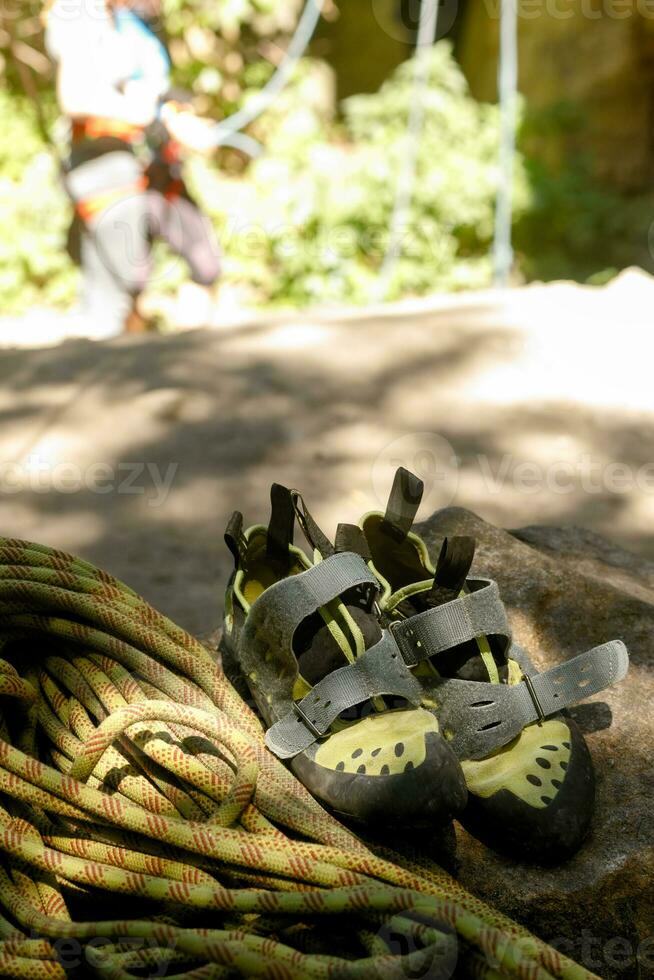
[0,92,78,314]
[0,40,515,315]
[162,0,304,120]
[195,43,522,306]
[0,3,649,319]
[515,155,619,281]
[514,102,654,282]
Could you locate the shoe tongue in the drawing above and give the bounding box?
[294,595,382,687]
[399,537,507,683]
[294,526,382,687]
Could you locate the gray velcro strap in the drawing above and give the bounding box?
[391,579,511,667]
[265,631,422,759]
[438,640,629,760]
[242,552,379,662]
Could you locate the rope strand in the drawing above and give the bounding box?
[0,538,597,980]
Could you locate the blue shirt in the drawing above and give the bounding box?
[113,9,171,92]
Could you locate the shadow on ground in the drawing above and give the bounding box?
[0,285,652,977]
[0,288,651,634]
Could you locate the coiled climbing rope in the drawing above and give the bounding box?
[0,537,597,980]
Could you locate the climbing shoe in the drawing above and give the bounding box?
[359,467,630,861]
[220,484,468,829]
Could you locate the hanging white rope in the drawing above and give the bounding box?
[492,0,519,286]
[373,0,440,303]
[210,0,325,150]
[218,132,265,158]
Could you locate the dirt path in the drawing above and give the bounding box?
[1,271,651,634]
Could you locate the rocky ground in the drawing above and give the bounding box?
[1,272,652,975]
[1,270,652,634]
[417,508,653,979]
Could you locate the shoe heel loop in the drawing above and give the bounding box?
[426,536,476,606]
[225,511,247,566]
[267,483,299,564]
[380,467,424,543]
[335,524,371,560]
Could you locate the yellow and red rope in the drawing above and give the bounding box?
[0,538,597,980]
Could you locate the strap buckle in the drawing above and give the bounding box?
[292,700,325,741]
[522,673,545,724]
[387,615,406,650]
[387,615,419,666]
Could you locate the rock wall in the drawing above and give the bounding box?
[312,0,412,99]
[317,1,654,191]
[458,0,654,190]
[418,507,654,979]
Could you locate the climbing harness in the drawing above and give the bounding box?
[70,119,144,145]
[0,537,600,979]
[74,177,150,223]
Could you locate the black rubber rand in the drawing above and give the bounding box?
[459,717,595,863]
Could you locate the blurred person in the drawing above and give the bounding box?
[44,0,222,337]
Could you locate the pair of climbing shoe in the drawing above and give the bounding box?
[220,470,629,862]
